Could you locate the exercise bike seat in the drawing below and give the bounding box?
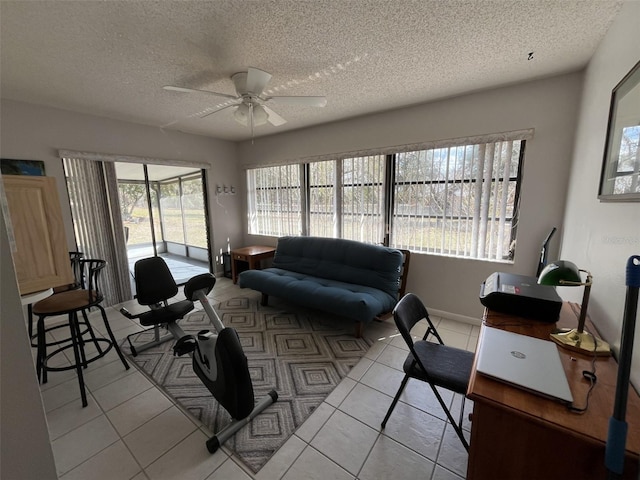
[138,301,194,327]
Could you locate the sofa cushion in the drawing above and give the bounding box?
[271,236,403,298]
[239,268,397,322]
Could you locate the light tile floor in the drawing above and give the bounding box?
[36,277,480,480]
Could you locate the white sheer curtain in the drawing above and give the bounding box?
[63,157,132,306]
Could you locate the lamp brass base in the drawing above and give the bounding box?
[550,329,611,357]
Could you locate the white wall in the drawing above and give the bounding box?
[560,0,640,387]
[0,207,58,479]
[0,99,244,271]
[238,72,583,321]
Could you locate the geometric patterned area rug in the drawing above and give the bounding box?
[125,296,374,473]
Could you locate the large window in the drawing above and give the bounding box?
[181,176,207,248]
[247,164,302,236]
[159,182,185,244]
[308,160,336,237]
[341,155,386,244]
[247,135,526,261]
[392,141,522,260]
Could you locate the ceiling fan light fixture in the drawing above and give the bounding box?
[233,103,250,126]
[252,104,269,126]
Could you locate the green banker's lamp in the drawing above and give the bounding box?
[538,260,610,355]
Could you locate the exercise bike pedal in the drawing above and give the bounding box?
[173,335,198,356]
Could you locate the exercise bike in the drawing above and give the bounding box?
[121,256,277,453]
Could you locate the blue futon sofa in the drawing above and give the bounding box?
[238,236,405,337]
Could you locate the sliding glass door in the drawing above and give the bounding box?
[115,162,212,285]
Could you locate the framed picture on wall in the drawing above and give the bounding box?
[0,158,46,176]
[598,60,640,202]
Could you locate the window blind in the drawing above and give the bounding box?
[63,157,132,305]
[391,140,522,260]
[247,164,302,236]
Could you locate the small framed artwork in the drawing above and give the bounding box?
[0,158,46,176]
[598,60,640,202]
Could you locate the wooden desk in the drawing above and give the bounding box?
[467,303,640,479]
[230,245,276,284]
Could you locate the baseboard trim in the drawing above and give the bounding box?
[429,308,482,327]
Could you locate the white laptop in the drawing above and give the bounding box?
[476,326,574,404]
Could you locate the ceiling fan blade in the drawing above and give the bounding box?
[246,67,272,96]
[163,85,238,100]
[266,96,327,107]
[159,118,181,128]
[262,106,287,126]
[199,102,241,119]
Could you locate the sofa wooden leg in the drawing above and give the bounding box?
[261,293,269,306]
[354,321,363,338]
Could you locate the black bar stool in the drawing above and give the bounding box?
[32,259,130,407]
[27,251,85,346]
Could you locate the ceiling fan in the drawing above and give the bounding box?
[163,67,327,130]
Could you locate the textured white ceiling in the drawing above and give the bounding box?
[0,0,623,142]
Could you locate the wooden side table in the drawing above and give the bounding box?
[230,245,276,284]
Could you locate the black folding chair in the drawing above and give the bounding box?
[381,293,474,451]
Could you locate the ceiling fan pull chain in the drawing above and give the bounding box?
[250,103,255,144]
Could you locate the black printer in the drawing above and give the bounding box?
[479,272,562,322]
